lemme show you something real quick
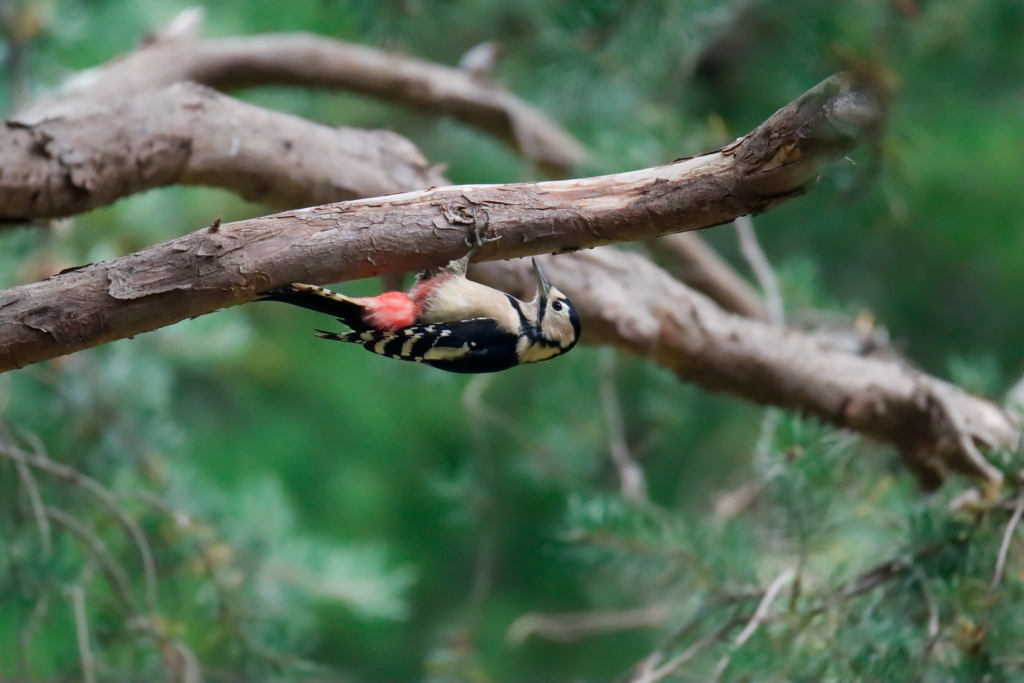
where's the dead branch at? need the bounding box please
[713,567,796,679]
[472,250,1018,488]
[4,430,53,557]
[598,348,649,502]
[70,583,98,683]
[734,215,784,325]
[647,232,767,320]
[1,82,446,221]
[0,72,882,373]
[507,605,670,645]
[17,8,585,174]
[991,496,1024,592]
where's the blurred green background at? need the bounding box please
[1,0,1023,681]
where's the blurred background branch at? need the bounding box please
[16,7,586,176]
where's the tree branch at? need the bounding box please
[1,70,1013,487]
[14,8,766,322]
[1,82,446,221]
[16,8,585,174]
[646,232,766,320]
[472,250,1017,488]
[0,72,882,371]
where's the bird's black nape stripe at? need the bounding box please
[508,294,530,330]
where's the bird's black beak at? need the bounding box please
[532,258,552,302]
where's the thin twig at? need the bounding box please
[622,610,707,683]
[713,567,796,679]
[631,617,747,683]
[911,566,940,657]
[734,215,785,325]
[71,583,98,683]
[990,496,1024,592]
[44,506,135,612]
[827,540,951,609]
[598,348,648,503]
[1006,373,1024,426]
[1,433,159,608]
[17,592,49,680]
[735,567,797,647]
[628,541,954,683]
[11,447,52,557]
[620,596,761,683]
[129,490,280,670]
[929,386,1005,487]
[508,605,670,645]
[173,639,204,683]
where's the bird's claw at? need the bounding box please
[463,225,501,256]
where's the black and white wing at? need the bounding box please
[316,318,520,374]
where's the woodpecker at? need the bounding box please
[261,252,580,374]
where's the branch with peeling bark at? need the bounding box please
[17,8,585,175]
[473,251,1017,490]
[6,8,763,318]
[1,82,446,220]
[0,73,877,366]
[1,71,1017,488]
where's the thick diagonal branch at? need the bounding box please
[472,251,1017,488]
[0,73,881,373]
[1,82,446,220]
[15,9,585,174]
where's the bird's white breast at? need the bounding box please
[419,277,522,333]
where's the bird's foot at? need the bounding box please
[461,225,501,264]
[464,224,500,250]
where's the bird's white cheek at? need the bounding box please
[541,313,575,346]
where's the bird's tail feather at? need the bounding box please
[259,283,370,331]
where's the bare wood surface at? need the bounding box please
[1,82,446,220]
[0,73,881,373]
[16,9,585,174]
[472,251,1017,489]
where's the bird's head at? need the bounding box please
[530,258,580,352]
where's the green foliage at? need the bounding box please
[561,414,1024,682]
[1,0,1023,680]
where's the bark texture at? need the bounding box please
[0,73,880,373]
[1,83,446,220]
[16,10,585,174]
[4,9,762,314]
[475,252,1017,488]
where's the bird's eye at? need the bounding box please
[551,300,563,312]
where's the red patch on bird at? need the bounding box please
[407,272,453,306]
[362,291,418,331]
